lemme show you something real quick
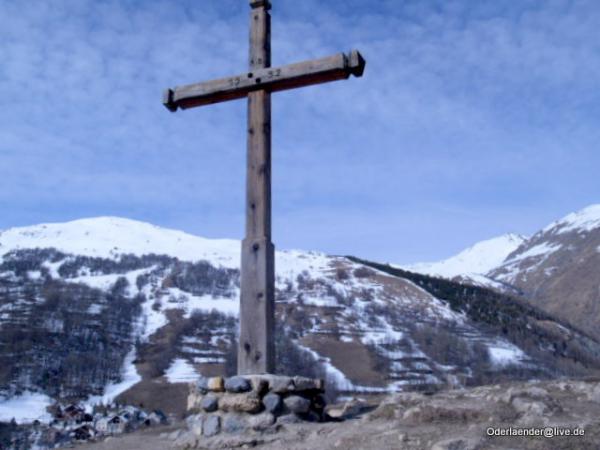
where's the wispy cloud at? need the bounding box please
[0,0,598,262]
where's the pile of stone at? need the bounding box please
[184,374,326,438]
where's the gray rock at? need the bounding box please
[148,410,167,425]
[262,393,282,413]
[222,413,248,434]
[500,386,550,404]
[187,391,203,411]
[512,398,548,416]
[247,412,275,431]
[326,399,368,420]
[196,376,209,394]
[587,384,600,402]
[325,406,345,420]
[224,376,251,393]
[431,437,479,450]
[245,375,269,394]
[173,430,197,449]
[284,395,311,414]
[202,415,221,437]
[293,376,322,391]
[219,392,262,413]
[186,413,204,437]
[201,394,219,412]
[269,376,295,394]
[277,413,302,425]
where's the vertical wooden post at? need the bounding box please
[239,0,275,374]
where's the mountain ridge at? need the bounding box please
[1,213,600,426]
[400,203,600,343]
[487,204,600,340]
[0,216,240,268]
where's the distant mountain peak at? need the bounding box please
[0,216,240,267]
[401,233,527,279]
[541,204,600,236]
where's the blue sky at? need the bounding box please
[1,0,599,263]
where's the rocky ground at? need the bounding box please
[76,377,600,450]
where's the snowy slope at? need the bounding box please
[488,204,600,286]
[485,204,600,339]
[0,217,240,268]
[0,392,53,423]
[402,233,526,279]
[0,217,332,279]
[540,204,600,236]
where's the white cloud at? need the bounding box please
[0,0,598,261]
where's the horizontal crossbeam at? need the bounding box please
[163,50,365,112]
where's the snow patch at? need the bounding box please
[42,260,63,278]
[296,343,388,393]
[488,344,525,366]
[27,270,42,280]
[297,344,354,391]
[0,392,53,424]
[159,288,239,318]
[301,295,340,307]
[165,358,201,383]
[86,348,141,407]
[193,356,226,364]
[493,241,563,283]
[86,304,103,315]
[70,273,121,291]
[505,242,561,263]
[458,273,507,290]
[68,267,151,297]
[138,299,168,341]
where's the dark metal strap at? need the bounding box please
[250,0,271,10]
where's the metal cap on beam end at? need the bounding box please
[250,0,271,10]
[162,88,178,112]
[347,50,366,77]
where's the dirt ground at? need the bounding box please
[79,378,600,450]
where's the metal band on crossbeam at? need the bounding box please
[249,0,271,10]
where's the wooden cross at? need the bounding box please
[163,0,365,375]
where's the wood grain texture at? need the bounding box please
[238,3,275,375]
[239,237,275,374]
[163,51,365,111]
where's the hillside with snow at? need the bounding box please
[0,217,240,268]
[402,204,600,341]
[1,216,599,425]
[487,204,600,340]
[540,204,600,236]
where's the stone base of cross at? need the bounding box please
[163,0,364,375]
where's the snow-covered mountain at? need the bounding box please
[0,217,240,268]
[1,217,598,424]
[404,204,600,342]
[402,233,526,279]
